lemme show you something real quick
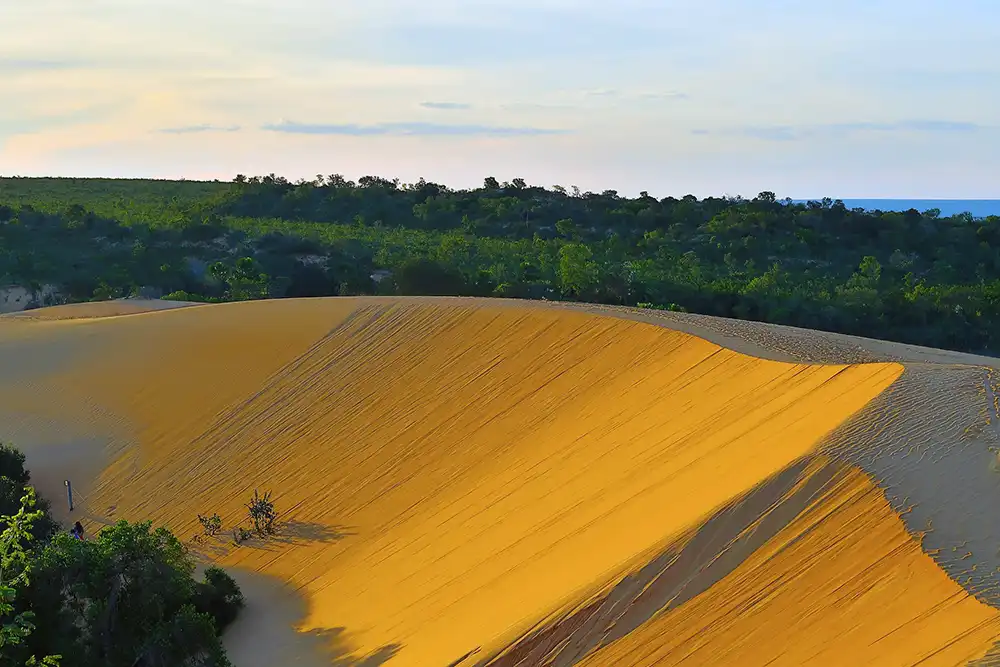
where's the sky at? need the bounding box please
[0,0,998,198]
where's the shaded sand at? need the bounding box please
[0,298,905,666]
[221,569,359,667]
[575,457,1000,667]
[498,455,1000,667]
[0,299,347,526]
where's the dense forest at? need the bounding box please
[1,175,999,353]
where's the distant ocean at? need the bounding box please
[791,199,1000,218]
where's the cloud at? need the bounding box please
[262,6,689,69]
[498,89,687,114]
[419,101,471,110]
[696,119,986,141]
[0,101,124,141]
[500,102,576,112]
[261,119,568,137]
[638,90,689,100]
[156,124,241,134]
[738,125,799,141]
[828,120,979,133]
[0,58,88,72]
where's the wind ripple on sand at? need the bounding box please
[6,297,995,665]
[569,455,1000,667]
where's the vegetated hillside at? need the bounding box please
[2,174,1000,352]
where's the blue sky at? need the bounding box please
[0,0,997,197]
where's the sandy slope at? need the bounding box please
[0,297,997,665]
[0,297,198,321]
[573,456,1000,667]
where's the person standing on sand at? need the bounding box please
[70,521,84,540]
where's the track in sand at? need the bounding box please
[2,296,1000,666]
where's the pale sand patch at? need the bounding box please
[220,568,393,667]
[1,297,200,321]
[0,298,352,530]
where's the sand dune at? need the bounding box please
[572,456,1000,667]
[0,297,198,321]
[1,297,998,665]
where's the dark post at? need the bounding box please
[65,480,74,512]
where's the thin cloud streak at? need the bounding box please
[637,90,689,100]
[695,119,986,141]
[261,119,569,136]
[0,101,125,139]
[830,120,979,132]
[500,102,576,112]
[0,57,88,72]
[419,101,471,110]
[156,124,242,134]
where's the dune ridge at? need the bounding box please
[1,297,997,665]
[0,297,198,321]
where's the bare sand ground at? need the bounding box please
[0,297,199,321]
[570,455,1000,667]
[0,296,997,665]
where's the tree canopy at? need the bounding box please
[0,443,243,667]
[2,175,999,353]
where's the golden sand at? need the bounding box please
[1,297,992,666]
[0,298,196,320]
[577,459,1000,666]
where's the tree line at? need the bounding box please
[1,175,999,353]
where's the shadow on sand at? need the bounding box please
[270,520,356,545]
[222,568,401,667]
[187,520,355,559]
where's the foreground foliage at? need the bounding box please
[2,175,1000,353]
[0,445,58,545]
[0,487,60,666]
[0,445,244,667]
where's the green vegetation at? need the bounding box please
[197,488,281,548]
[0,444,244,666]
[245,490,277,538]
[0,446,58,545]
[197,513,223,537]
[2,175,1000,353]
[1,488,60,667]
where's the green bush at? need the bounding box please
[162,290,208,302]
[0,477,58,544]
[0,444,244,667]
[0,444,58,543]
[0,443,30,485]
[20,520,239,666]
[246,490,277,537]
[0,487,61,667]
[197,513,223,536]
[232,527,253,545]
[193,567,245,633]
[132,604,230,667]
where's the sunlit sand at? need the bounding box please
[2,297,998,666]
